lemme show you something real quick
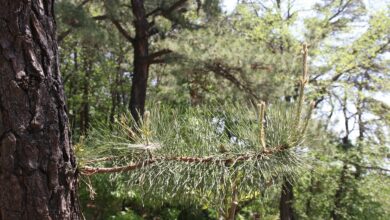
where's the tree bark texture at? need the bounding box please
[129,0,149,122]
[0,1,81,219]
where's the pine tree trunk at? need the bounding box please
[129,0,149,122]
[280,94,296,220]
[279,179,295,220]
[0,1,81,219]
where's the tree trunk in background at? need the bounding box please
[109,73,119,124]
[129,0,149,122]
[280,179,295,220]
[110,55,123,124]
[280,92,296,220]
[331,135,351,220]
[80,58,91,134]
[305,170,315,217]
[0,1,81,219]
[331,163,347,220]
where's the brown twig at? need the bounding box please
[227,182,239,220]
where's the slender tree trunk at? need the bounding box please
[130,0,149,122]
[331,163,347,220]
[331,99,352,220]
[0,1,81,219]
[305,170,315,217]
[110,55,123,124]
[279,179,295,220]
[109,74,118,124]
[80,58,91,134]
[354,83,364,178]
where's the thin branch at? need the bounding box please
[327,0,353,22]
[57,0,92,43]
[91,15,136,43]
[58,28,72,43]
[205,61,260,101]
[148,49,172,61]
[92,14,108,20]
[146,8,162,18]
[80,147,285,175]
[227,183,239,220]
[111,19,135,43]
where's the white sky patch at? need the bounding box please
[221,0,237,13]
[374,92,390,105]
[364,0,390,12]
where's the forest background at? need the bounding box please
[55,0,390,219]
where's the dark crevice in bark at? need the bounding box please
[0,95,4,137]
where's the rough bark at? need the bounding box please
[279,179,295,220]
[129,0,149,122]
[0,0,81,219]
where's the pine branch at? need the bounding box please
[81,148,286,176]
[205,61,260,101]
